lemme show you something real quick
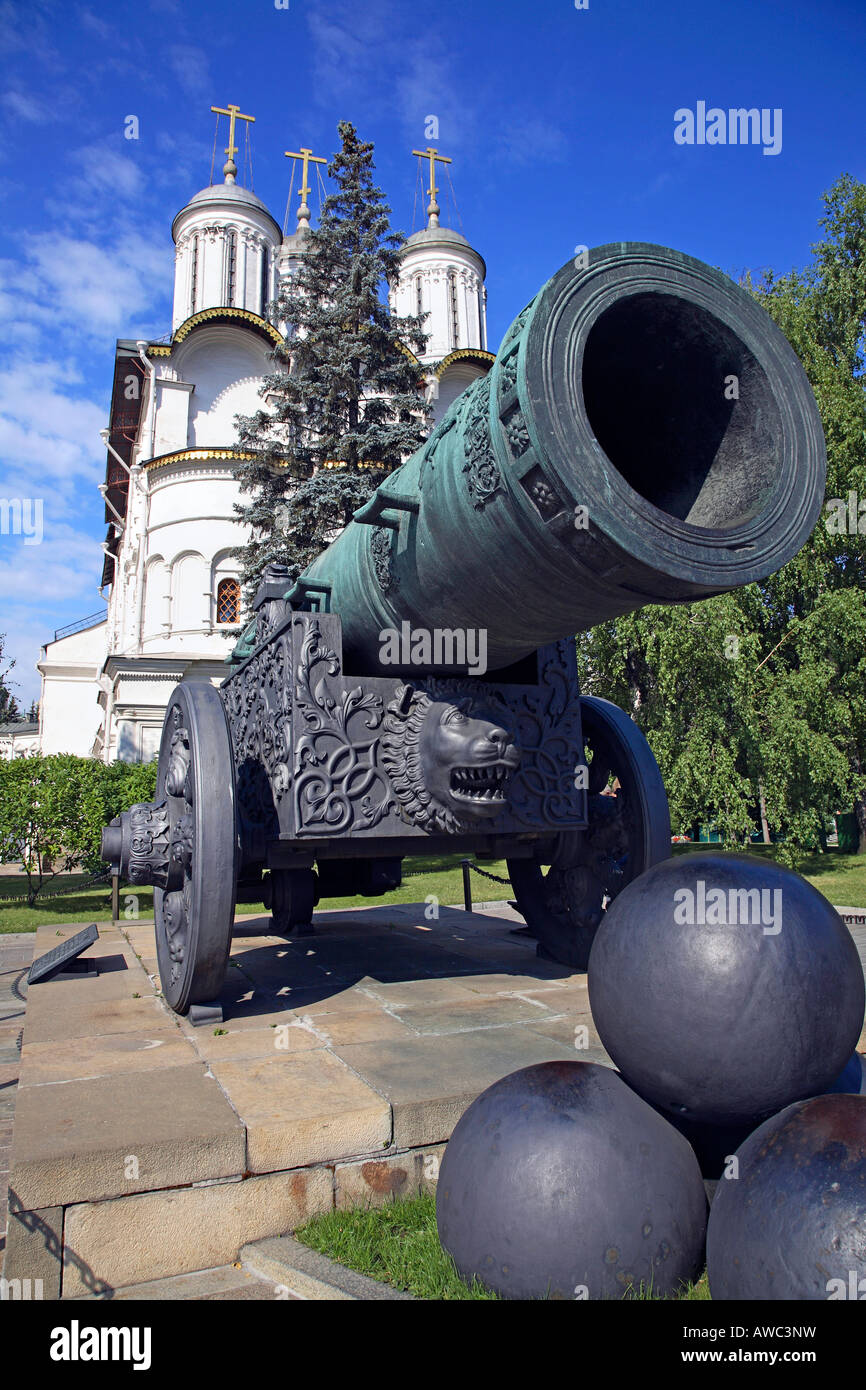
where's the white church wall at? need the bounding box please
[435,361,489,422]
[142,555,169,644]
[169,551,209,642]
[38,620,107,757]
[169,328,270,451]
[151,378,194,457]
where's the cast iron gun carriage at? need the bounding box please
[101,243,826,1016]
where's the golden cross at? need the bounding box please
[411,146,452,207]
[284,146,328,202]
[211,102,255,168]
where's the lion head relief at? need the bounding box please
[382,683,521,833]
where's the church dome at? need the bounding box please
[392,216,488,366]
[403,224,484,270]
[172,182,281,243]
[170,175,282,331]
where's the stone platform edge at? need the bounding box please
[5,1141,446,1299]
[240,1234,416,1301]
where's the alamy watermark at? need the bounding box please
[379,622,487,676]
[824,491,866,535]
[0,497,43,545]
[674,880,782,934]
[1,1277,44,1300]
[826,1271,866,1300]
[674,103,782,156]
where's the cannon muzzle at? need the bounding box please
[298,242,825,675]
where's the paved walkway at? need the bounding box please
[0,933,34,1272]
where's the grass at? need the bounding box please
[295,1192,711,1300]
[0,851,511,933]
[296,1193,499,1299]
[2,845,864,934]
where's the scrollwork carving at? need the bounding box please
[293,620,393,835]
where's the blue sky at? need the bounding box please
[1,0,864,707]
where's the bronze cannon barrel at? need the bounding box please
[298,242,826,675]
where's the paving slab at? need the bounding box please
[18,1027,193,1086]
[334,1027,580,1148]
[69,1263,281,1301]
[334,1142,445,1209]
[11,1063,245,1208]
[20,993,172,1045]
[209,1050,392,1171]
[2,1202,63,1298]
[292,1008,418,1046]
[186,1019,325,1063]
[389,993,552,1035]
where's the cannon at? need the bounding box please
[101,243,826,1016]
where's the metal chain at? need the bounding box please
[403,861,512,886]
[465,861,511,885]
[0,870,112,907]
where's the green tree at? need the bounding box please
[578,174,866,861]
[0,756,159,904]
[0,755,106,904]
[235,120,431,598]
[0,631,20,722]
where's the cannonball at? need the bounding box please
[647,1052,865,1180]
[826,1050,865,1095]
[436,1060,707,1300]
[706,1093,866,1300]
[588,853,864,1126]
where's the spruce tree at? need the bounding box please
[235,121,431,596]
[0,633,19,723]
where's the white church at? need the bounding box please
[36,115,493,763]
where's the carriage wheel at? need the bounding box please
[265,867,318,936]
[507,696,671,970]
[152,682,237,1014]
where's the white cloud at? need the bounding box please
[0,524,107,705]
[495,117,568,167]
[74,142,146,200]
[168,44,211,96]
[78,6,116,42]
[0,231,170,345]
[2,90,54,123]
[0,358,106,500]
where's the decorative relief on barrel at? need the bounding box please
[504,407,531,458]
[520,463,565,521]
[499,348,519,399]
[370,525,395,594]
[501,303,533,350]
[462,375,503,509]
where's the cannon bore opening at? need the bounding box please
[581,292,783,530]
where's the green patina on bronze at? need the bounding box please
[233,242,825,678]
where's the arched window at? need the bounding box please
[260,247,270,316]
[416,275,423,318]
[449,271,460,348]
[216,576,241,625]
[189,234,199,316]
[226,230,237,306]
